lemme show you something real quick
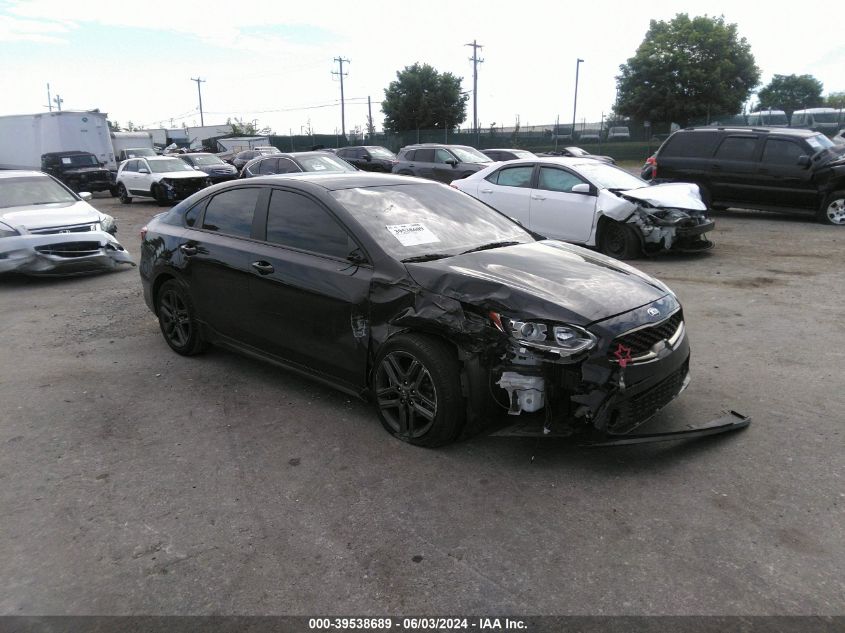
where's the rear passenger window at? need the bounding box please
[762,139,805,165]
[258,158,279,175]
[265,189,353,259]
[715,136,758,161]
[488,166,533,188]
[415,149,435,162]
[660,131,720,158]
[184,202,202,227]
[201,188,260,237]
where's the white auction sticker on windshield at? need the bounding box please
[386,223,441,246]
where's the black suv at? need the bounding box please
[392,144,492,182]
[650,127,845,225]
[41,151,112,194]
[335,146,397,172]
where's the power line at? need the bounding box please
[332,56,350,138]
[190,77,206,126]
[465,40,484,141]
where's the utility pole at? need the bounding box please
[571,58,584,141]
[465,40,484,143]
[367,95,374,137]
[53,94,63,112]
[46,83,53,112]
[332,56,350,138]
[190,77,206,126]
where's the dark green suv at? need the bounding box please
[650,127,845,225]
[41,151,112,194]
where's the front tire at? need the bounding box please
[155,280,206,356]
[117,183,132,204]
[372,334,465,447]
[599,220,641,259]
[819,191,845,225]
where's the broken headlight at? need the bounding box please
[491,312,597,358]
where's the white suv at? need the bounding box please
[115,156,210,205]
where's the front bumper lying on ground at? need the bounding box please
[0,231,135,276]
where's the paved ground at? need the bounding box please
[1,195,843,616]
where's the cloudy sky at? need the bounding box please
[0,0,842,134]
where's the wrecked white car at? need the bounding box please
[451,157,714,259]
[0,171,134,276]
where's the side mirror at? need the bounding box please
[138,168,150,174]
[571,183,591,194]
[446,158,458,167]
[797,155,811,167]
[363,155,372,162]
[79,192,93,201]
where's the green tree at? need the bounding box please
[226,117,273,136]
[825,92,845,109]
[107,120,122,132]
[381,63,468,133]
[757,74,824,115]
[615,14,760,126]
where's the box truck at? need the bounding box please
[0,110,116,171]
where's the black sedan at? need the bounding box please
[139,173,730,447]
[240,151,356,178]
[179,153,239,184]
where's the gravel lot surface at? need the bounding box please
[1,194,843,616]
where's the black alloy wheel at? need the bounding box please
[373,334,464,447]
[117,183,132,204]
[600,220,641,260]
[156,280,205,356]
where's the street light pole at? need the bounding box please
[571,58,584,140]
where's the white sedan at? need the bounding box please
[451,157,714,259]
[0,171,133,276]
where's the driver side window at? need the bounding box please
[537,167,587,193]
[434,149,453,163]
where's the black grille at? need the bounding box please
[169,178,206,197]
[610,360,689,433]
[610,310,683,358]
[35,241,101,258]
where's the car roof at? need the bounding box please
[0,170,51,179]
[683,126,819,137]
[401,144,476,150]
[42,151,93,157]
[235,172,435,191]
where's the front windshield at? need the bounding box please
[148,159,195,173]
[332,183,532,261]
[806,134,834,151]
[61,154,99,167]
[575,162,647,190]
[189,155,225,166]
[297,155,356,172]
[368,147,396,159]
[511,150,535,158]
[0,176,78,208]
[450,147,492,163]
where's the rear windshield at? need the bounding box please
[0,176,77,208]
[297,155,356,172]
[331,183,531,261]
[812,112,839,123]
[660,131,720,158]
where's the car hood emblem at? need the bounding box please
[647,307,661,317]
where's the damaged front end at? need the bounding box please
[0,223,135,276]
[599,182,715,254]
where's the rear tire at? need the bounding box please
[155,280,206,356]
[819,191,845,225]
[599,220,641,259]
[117,183,131,204]
[372,334,465,447]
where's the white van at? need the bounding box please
[790,108,842,133]
[747,109,789,127]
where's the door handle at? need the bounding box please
[251,260,274,275]
[480,188,493,194]
[179,244,198,256]
[531,194,546,201]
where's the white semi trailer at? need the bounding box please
[0,110,116,171]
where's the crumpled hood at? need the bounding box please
[404,240,670,325]
[618,182,706,211]
[0,201,101,230]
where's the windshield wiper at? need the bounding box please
[459,241,521,255]
[401,253,453,263]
